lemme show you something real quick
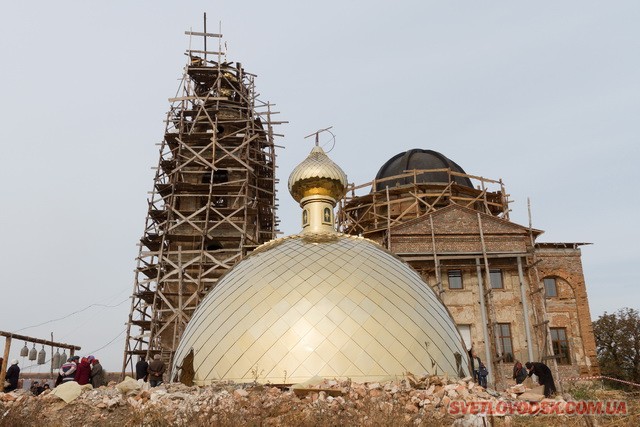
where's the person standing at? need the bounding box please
[4,359,20,392]
[135,356,149,381]
[74,357,92,385]
[525,361,557,397]
[470,350,484,386]
[90,359,106,388]
[59,357,77,383]
[148,354,165,387]
[477,361,488,388]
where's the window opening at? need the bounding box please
[448,270,463,289]
[323,207,332,224]
[496,323,514,362]
[550,327,571,364]
[490,269,503,289]
[544,277,557,297]
[457,324,472,350]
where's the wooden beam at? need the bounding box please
[531,286,545,295]
[184,31,222,38]
[187,49,224,55]
[1,336,11,390]
[168,96,227,103]
[533,320,550,328]
[0,331,81,350]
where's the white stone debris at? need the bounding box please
[0,374,572,426]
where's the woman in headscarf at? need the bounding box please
[513,360,527,384]
[74,357,92,385]
[4,360,20,392]
[90,358,106,388]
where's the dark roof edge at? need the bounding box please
[535,242,592,249]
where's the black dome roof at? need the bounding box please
[375,149,473,188]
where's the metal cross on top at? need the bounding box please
[304,126,335,150]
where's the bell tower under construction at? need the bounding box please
[122,26,283,374]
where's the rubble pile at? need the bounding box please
[0,374,618,427]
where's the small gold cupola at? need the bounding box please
[288,145,348,233]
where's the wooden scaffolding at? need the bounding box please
[338,169,509,237]
[337,169,558,388]
[122,27,283,376]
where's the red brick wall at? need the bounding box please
[383,207,598,382]
[536,247,599,376]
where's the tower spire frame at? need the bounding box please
[122,28,284,377]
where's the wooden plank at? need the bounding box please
[168,96,227,103]
[187,49,224,55]
[184,31,222,38]
[531,286,545,295]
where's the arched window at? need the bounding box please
[323,207,332,224]
[302,209,309,227]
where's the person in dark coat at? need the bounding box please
[30,381,44,396]
[90,359,106,388]
[477,361,488,388]
[470,350,487,388]
[525,361,557,397]
[74,357,92,385]
[513,360,527,384]
[4,359,20,392]
[148,354,166,387]
[135,357,149,381]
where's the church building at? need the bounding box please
[338,149,598,387]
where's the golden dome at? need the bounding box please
[288,146,348,203]
[173,233,470,384]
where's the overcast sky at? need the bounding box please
[1,1,638,373]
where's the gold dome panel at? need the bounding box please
[173,234,469,385]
